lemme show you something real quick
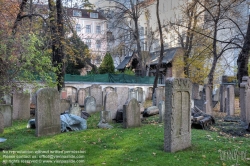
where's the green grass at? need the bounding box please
[0,113,250,166]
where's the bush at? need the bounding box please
[99,53,115,74]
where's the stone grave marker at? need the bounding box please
[220,84,228,112]
[192,83,200,100]
[90,85,102,111]
[35,88,61,137]
[0,105,12,127]
[60,99,70,113]
[240,76,250,123]
[104,91,118,121]
[226,85,235,116]
[213,88,220,102]
[164,78,192,153]
[69,103,82,117]
[154,87,165,106]
[78,88,89,106]
[147,87,153,100]
[84,96,96,114]
[0,112,4,134]
[203,84,212,115]
[136,87,144,103]
[103,86,115,105]
[65,86,77,104]
[158,100,165,123]
[123,98,141,128]
[13,92,30,120]
[115,87,129,111]
[129,88,138,101]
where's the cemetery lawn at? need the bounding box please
[0,113,250,166]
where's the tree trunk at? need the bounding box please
[237,15,250,86]
[152,0,164,95]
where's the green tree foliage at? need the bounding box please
[99,53,115,74]
[65,35,90,75]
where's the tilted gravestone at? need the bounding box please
[13,92,30,120]
[0,112,4,134]
[115,87,129,111]
[35,88,61,137]
[123,98,141,128]
[158,100,165,123]
[226,85,235,116]
[0,105,12,127]
[164,78,192,153]
[90,85,102,111]
[104,91,118,121]
[240,76,250,124]
[84,96,96,114]
[78,88,88,106]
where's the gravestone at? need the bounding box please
[69,103,82,117]
[0,112,4,134]
[65,86,77,104]
[0,105,12,127]
[158,101,165,123]
[60,90,67,100]
[220,84,227,112]
[84,96,96,114]
[104,91,118,121]
[213,88,220,101]
[35,88,61,137]
[164,78,192,153]
[123,98,141,128]
[192,83,200,100]
[115,87,129,111]
[154,87,165,106]
[90,85,102,111]
[147,87,153,100]
[103,87,115,105]
[203,84,212,115]
[60,99,70,113]
[226,85,235,116]
[78,88,90,106]
[136,87,144,103]
[13,92,30,120]
[240,76,250,123]
[129,88,138,101]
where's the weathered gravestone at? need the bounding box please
[128,88,138,101]
[0,105,12,127]
[203,84,212,115]
[104,91,118,121]
[158,100,165,123]
[84,96,96,114]
[35,88,61,137]
[60,99,70,113]
[220,84,228,112]
[192,83,200,100]
[226,85,235,116]
[78,88,89,106]
[90,85,102,111]
[65,86,77,104]
[123,98,141,128]
[164,78,192,153]
[0,112,4,134]
[240,76,250,124]
[213,88,220,102]
[69,103,82,117]
[13,92,30,120]
[115,87,129,111]
[154,87,165,106]
[136,87,144,103]
[103,87,115,105]
[147,87,153,100]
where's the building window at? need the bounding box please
[96,40,101,49]
[86,39,91,47]
[73,10,82,17]
[90,12,98,18]
[86,25,91,33]
[96,26,101,34]
[76,24,81,32]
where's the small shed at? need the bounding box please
[148,47,185,83]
